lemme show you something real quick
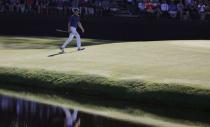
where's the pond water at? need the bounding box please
[0,95,145,127]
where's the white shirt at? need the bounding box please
[161,3,169,11]
[198,4,206,13]
[138,2,145,10]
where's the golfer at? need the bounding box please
[60,8,85,53]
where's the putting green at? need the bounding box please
[0,36,210,89]
[1,36,210,126]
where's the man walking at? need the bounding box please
[60,8,85,53]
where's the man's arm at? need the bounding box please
[78,22,85,33]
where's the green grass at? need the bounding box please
[0,36,210,87]
[1,67,210,127]
[0,36,210,126]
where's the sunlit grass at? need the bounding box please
[0,36,210,126]
[0,36,210,88]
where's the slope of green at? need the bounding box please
[0,36,210,126]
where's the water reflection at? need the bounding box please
[0,95,143,127]
[63,108,80,127]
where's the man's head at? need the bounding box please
[72,8,80,15]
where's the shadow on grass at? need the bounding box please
[0,36,122,50]
[47,50,79,57]
[48,52,64,57]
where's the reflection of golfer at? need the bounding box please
[60,8,85,53]
[63,108,80,127]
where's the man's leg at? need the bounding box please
[75,31,85,51]
[61,33,74,52]
[74,31,81,49]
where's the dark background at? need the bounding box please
[0,14,210,41]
